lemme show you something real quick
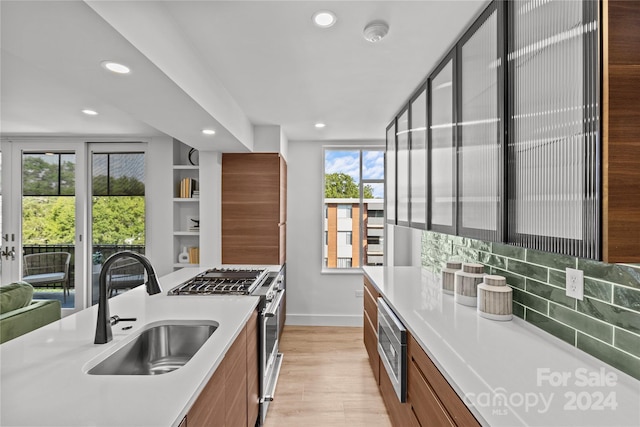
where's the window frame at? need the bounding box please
[322,146,385,273]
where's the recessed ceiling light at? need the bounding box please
[82,109,98,116]
[101,61,131,74]
[202,129,216,135]
[313,11,336,28]
[315,123,326,129]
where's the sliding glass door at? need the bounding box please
[1,140,147,313]
[4,141,88,314]
[89,149,145,305]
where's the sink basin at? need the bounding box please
[87,320,218,375]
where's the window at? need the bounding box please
[337,204,352,218]
[323,148,384,270]
[337,258,352,268]
[338,231,352,245]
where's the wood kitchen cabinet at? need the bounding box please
[363,278,479,427]
[246,310,259,427]
[186,310,259,427]
[602,0,640,262]
[363,276,380,384]
[222,153,286,265]
[407,335,480,427]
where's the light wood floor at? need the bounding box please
[263,326,392,427]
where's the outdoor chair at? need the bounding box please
[22,252,71,302]
[107,257,145,297]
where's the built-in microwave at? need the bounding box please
[377,297,407,402]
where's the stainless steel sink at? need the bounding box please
[87,320,218,375]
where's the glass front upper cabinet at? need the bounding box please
[385,121,396,225]
[507,0,600,259]
[396,107,410,227]
[429,53,456,234]
[457,2,503,241]
[410,85,428,229]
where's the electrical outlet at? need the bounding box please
[566,268,584,300]
[355,289,364,298]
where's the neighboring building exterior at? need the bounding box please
[323,198,384,268]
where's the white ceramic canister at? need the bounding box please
[477,275,513,321]
[441,260,462,295]
[454,263,485,306]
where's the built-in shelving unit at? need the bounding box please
[172,140,200,269]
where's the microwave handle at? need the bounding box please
[264,289,285,318]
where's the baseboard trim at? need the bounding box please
[285,314,363,327]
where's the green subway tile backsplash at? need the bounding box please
[549,303,613,343]
[615,328,640,359]
[577,298,640,335]
[492,242,526,260]
[584,278,613,302]
[577,333,640,380]
[513,302,525,319]
[526,249,576,270]
[577,258,640,289]
[613,286,640,313]
[508,259,548,282]
[525,309,575,345]
[480,252,507,270]
[548,269,566,288]
[491,268,525,290]
[512,288,548,314]
[526,279,575,309]
[421,230,640,381]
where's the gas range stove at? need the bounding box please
[167,267,270,296]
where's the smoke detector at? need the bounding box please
[363,21,389,43]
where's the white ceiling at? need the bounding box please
[0,0,489,150]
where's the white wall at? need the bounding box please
[253,124,288,161]
[145,136,174,277]
[199,151,222,266]
[286,139,383,326]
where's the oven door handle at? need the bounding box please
[264,289,285,318]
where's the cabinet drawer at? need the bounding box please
[408,360,455,427]
[363,284,378,328]
[408,335,480,427]
[380,355,415,427]
[363,309,379,384]
[364,276,378,300]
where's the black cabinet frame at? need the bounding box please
[456,0,505,242]
[428,49,458,235]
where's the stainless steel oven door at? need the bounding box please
[260,289,284,424]
[377,297,407,402]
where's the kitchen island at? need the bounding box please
[364,266,640,427]
[0,267,259,427]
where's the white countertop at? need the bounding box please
[0,267,260,427]
[364,266,640,427]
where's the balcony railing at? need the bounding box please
[23,244,145,284]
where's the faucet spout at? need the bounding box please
[94,251,162,344]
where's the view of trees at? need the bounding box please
[21,154,145,246]
[325,173,375,198]
[22,196,145,245]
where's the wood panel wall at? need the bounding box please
[603,0,640,262]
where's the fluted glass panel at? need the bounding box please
[459,10,501,240]
[396,109,410,225]
[430,60,455,230]
[508,0,599,258]
[386,122,396,224]
[410,89,428,228]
